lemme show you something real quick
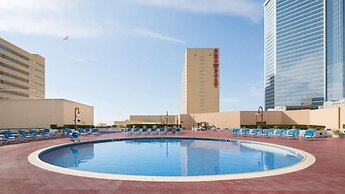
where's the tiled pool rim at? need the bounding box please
[28,137,316,182]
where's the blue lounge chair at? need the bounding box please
[91,128,99,135]
[303,129,316,140]
[250,129,262,137]
[1,134,9,145]
[70,131,80,142]
[45,128,58,138]
[125,128,132,135]
[17,130,33,141]
[3,130,21,143]
[133,128,140,135]
[175,128,181,135]
[45,128,53,135]
[230,128,240,136]
[240,128,250,136]
[286,129,299,139]
[142,128,148,135]
[62,128,68,136]
[61,128,69,136]
[78,128,87,135]
[150,128,158,135]
[29,129,43,140]
[167,128,173,135]
[40,129,52,139]
[274,129,286,138]
[85,128,92,135]
[159,128,166,135]
[65,129,73,136]
[261,128,273,137]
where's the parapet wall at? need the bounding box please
[180,112,241,129]
[0,99,94,129]
[180,107,345,129]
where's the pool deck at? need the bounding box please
[1,130,345,194]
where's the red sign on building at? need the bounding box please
[213,49,219,88]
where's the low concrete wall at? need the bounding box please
[0,99,94,129]
[63,100,94,126]
[180,112,240,129]
[179,107,344,130]
[179,114,194,130]
[240,111,283,126]
[282,110,310,125]
[310,108,340,129]
[130,115,178,124]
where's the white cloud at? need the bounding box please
[0,0,104,38]
[135,0,262,22]
[0,0,188,43]
[133,28,186,44]
[70,56,94,63]
[0,0,71,11]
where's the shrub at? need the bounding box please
[50,124,58,129]
[62,124,95,129]
[333,129,342,135]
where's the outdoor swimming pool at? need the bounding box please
[37,138,305,177]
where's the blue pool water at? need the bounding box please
[39,138,303,176]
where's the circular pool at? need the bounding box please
[28,137,315,182]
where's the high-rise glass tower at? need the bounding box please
[264,0,276,109]
[264,0,345,110]
[327,0,345,100]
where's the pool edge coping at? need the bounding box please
[27,137,316,182]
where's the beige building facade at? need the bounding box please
[114,115,179,126]
[114,107,344,130]
[0,99,94,129]
[179,107,345,130]
[0,38,45,99]
[182,48,220,114]
[130,115,178,124]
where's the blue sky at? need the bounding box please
[0,0,264,125]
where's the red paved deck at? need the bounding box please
[1,130,345,194]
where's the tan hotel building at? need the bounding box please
[0,38,45,99]
[113,47,345,130]
[0,38,94,129]
[182,48,220,114]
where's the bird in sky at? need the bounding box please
[63,36,69,40]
